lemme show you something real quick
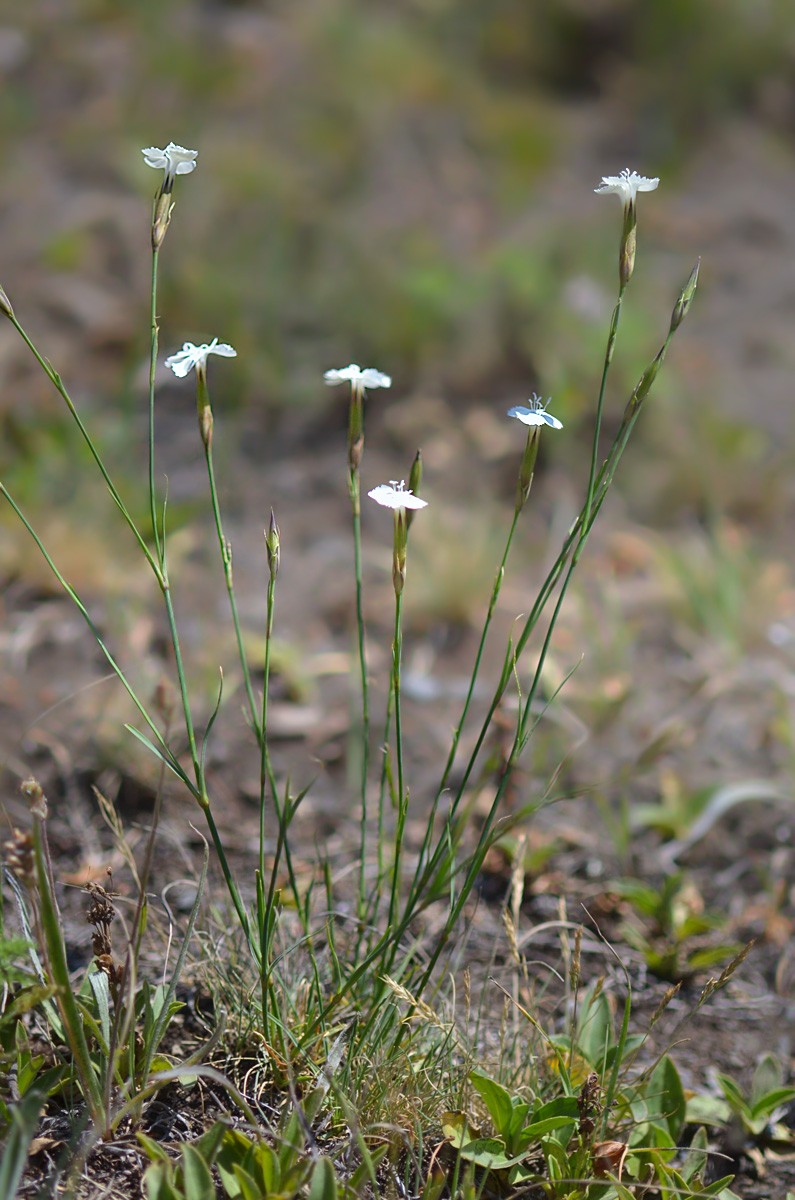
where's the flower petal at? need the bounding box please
[368,483,427,510]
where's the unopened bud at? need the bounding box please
[619,222,637,288]
[670,258,700,332]
[347,391,364,471]
[406,450,422,531]
[624,347,666,420]
[265,509,280,579]
[152,193,174,251]
[392,510,408,595]
[515,427,540,513]
[0,283,13,319]
[199,404,213,449]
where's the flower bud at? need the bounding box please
[670,258,700,332]
[199,404,213,450]
[406,449,422,530]
[515,427,540,513]
[0,283,13,319]
[347,388,364,471]
[265,509,280,580]
[152,193,174,251]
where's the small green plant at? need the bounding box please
[610,872,740,983]
[1,776,208,1145]
[687,1052,795,1147]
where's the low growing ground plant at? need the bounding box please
[0,148,750,1198]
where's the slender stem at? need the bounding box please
[204,444,259,728]
[159,575,202,795]
[349,461,370,917]
[260,573,278,883]
[202,804,254,952]
[386,589,405,936]
[148,248,162,564]
[584,285,625,529]
[374,685,394,909]
[0,485,190,790]
[438,506,520,797]
[10,316,163,585]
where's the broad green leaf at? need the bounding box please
[193,1119,232,1169]
[231,1164,264,1200]
[647,1056,686,1141]
[87,969,112,1050]
[681,1125,709,1183]
[750,1086,795,1120]
[752,1053,781,1105]
[308,1156,339,1200]
[469,1071,514,1135]
[180,1145,214,1200]
[685,1092,730,1126]
[137,1132,171,1165]
[576,986,612,1067]
[0,1088,48,1200]
[143,1162,181,1200]
[716,1073,750,1118]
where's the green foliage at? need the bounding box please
[687,1053,795,1144]
[138,1102,384,1200]
[611,872,740,982]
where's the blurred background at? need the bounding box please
[1,0,795,833]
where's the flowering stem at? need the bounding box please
[202,803,254,952]
[148,247,162,563]
[259,570,277,885]
[373,684,395,914]
[347,420,370,920]
[203,443,259,728]
[584,284,625,529]
[406,325,680,922]
[437,506,521,798]
[386,586,405,936]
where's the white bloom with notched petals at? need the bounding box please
[508,394,563,430]
[594,168,658,206]
[324,364,391,390]
[165,338,236,378]
[368,480,427,510]
[142,142,198,190]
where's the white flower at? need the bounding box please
[594,168,659,206]
[142,142,198,189]
[508,394,563,430]
[165,338,237,378]
[324,364,391,390]
[368,480,427,510]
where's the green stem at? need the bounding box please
[584,285,625,530]
[438,506,520,798]
[349,463,370,918]
[0,485,190,790]
[386,588,405,936]
[204,444,259,728]
[10,316,163,586]
[259,572,277,891]
[159,575,202,795]
[148,248,162,564]
[202,804,254,952]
